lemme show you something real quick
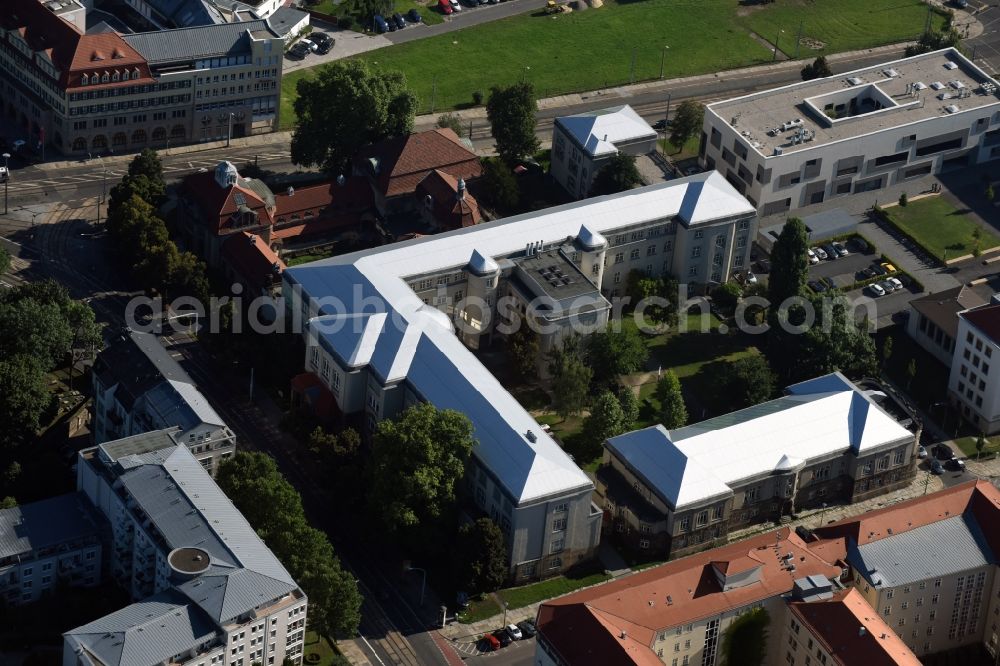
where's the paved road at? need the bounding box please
[967,1,1000,77]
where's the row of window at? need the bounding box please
[69,79,190,101]
[80,69,142,86]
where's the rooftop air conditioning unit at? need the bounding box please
[944,61,958,70]
[913,81,927,90]
[944,104,960,114]
[846,77,864,86]
[930,81,945,90]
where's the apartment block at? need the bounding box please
[536,480,1000,665]
[283,174,754,580]
[701,48,1000,214]
[906,286,986,367]
[0,0,283,158]
[91,330,235,475]
[0,493,104,606]
[550,104,659,199]
[949,302,1000,434]
[66,429,307,666]
[597,372,916,560]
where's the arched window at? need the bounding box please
[92,135,108,150]
[152,127,166,142]
[101,72,109,83]
[71,137,86,151]
[111,71,119,82]
[112,132,127,147]
[80,73,89,85]
[131,129,146,144]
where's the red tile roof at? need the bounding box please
[272,178,373,220]
[537,527,842,665]
[2,0,153,90]
[416,169,482,230]
[960,302,1000,346]
[220,232,284,293]
[355,128,482,198]
[789,589,921,666]
[184,169,274,234]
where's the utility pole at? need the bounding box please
[2,152,9,215]
[629,47,637,84]
[659,45,669,79]
[226,112,234,148]
[795,21,803,59]
[96,155,107,225]
[430,76,437,115]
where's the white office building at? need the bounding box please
[66,429,307,666]
[283,174,755,581]
[701,48,1000,214]
[550,104,659,199]
[949,302,1000,434]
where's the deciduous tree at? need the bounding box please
[587,327,649,387]
[486,82,539,165]
[655,370,687,429]
[436,113,464,136]
[291,60,417,172]
[454,518,507,594]
[548,337,592,418]
[0,354,50,444]
[480,158,520,211]
[368,403,476,533]
[767,217,809,309]
[800,56,832,81]
[616,385,640,432]
[582,390,627,459]
[0,245,9,275]
[718,354,775,410]
[589,153,643,197]
[669,101,704,150]
[507,324,539,379]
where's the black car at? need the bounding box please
[517,619,537,638]
[821,276,835,290]
[652,118,669,131]
[945,458,966,472]
[934,444,956,461]
[493,629,512,647]
[870,263,887,276]
[312,33,334,54]
[407,8,422,21]
[392,12,406,28]
[288,42,310,59]
[808,279,827,293]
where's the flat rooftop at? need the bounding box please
[709,48,1000,157]
[512,250,608,316]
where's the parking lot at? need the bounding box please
[455,634,536,661]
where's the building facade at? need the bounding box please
[949,302,1000,434]
[67,430,307,666]
[550,104,659,199]
[0,1,283,158]
[701,48,1000,214]
[906,286,987,367]
[536,480,1000,666]
[283,174,754,580]
[597,373,917,560]
[0,493,104,607]
[91,330,236,475]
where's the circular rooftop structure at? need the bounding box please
[168,547,211,576]
[416,304,455,332]
[577,224,607,250]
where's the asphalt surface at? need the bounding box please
[967,1,1000,78]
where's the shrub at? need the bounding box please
[338,15,354,29]
[899,192,908,207]
[472,90,484,105]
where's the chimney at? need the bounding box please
[619,631,627,640]
[287,186,294,196]
[603,134,608,142]
[456,178,466,201]
[858,627,867,637]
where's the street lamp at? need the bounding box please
[96,155,107,225]
[773,30,784,61]
[659,45,670,79]
[2,152,9,215]
[226,112,235,148]
[405,565,426,606]
[502,600,509,628]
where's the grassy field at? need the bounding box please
[280,0,932,121]
[498,571,611,610]
[304,631,351,666]
[887,197,1000,261]
[458,595,502,624]
[954,435,1000,459]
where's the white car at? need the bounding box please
[745,271,758,285]
[869,283,886,297]
[0,166,7,183]
[832,242,849,257]
[506,623,522,640]
[888,277,904,291]
[450,0,462,10]
[299,39,318,52]
[918,445,928,459]
[806,248,819,265]
[812,246,828,260]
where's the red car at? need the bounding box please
[481,633,500,651]
[438,0,453,13]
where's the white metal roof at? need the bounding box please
[556,104,658,157]
[606,373,913,509]
[286,175,752,504]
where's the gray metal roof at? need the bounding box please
[266,6,308,36]
[64,590,217,666]
[122,20,280,64]
[0,492,102,560]
[851,514,995,588]
[117,443,296,622]
[99,428,180,463]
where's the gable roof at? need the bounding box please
[64,590,218,666]
[122,21,280,63]
[221,231,284,293]
[606,372,912,510]
[0,492,101,560]
[789,589,921,666]
[909,285,986,338]
[416,169,482,229]
[555,104,657,157]
[183,168,275,234]
[356,128,482,198]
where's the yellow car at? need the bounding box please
[881,262,897,273]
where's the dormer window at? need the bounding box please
[81,73,89,85]
[111,71,119,82]
[101,72,109,83]
[132,68,140,80]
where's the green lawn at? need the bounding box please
[287,252,332,266]
[309,0,445,25]
[953,435,1000,459]
[280,0,931,122]
[886,197,1000,261]
[304,631,351,666]
[498,571,611,610]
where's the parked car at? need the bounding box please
[754,259,771,273]
[299,38,318,51]
[11,139,25,152]
[929,459,944,475]
[821,276,835,290]
[456,591,470,609]
[878,279,897,293]
[450,0,463,11]
[0,166,7,184]
[887,277,904,291]
[918,445,928,459]
[493,629,512,647]
[881,262,897,273]
[517,619,537,638]
[374,14,390,30]
[684,165,700,176]
[744,271,758,285]
[868,282,886,297]
[832,241,849,257]
[392,12,406,28]
[652,118,669,131]
[812,246,828,260]
[847,236,870,252]
[289,41,310,58]
[438,0,453,12]
[506,624,523,640]
[385,17,397,30]
[312,33,334,53]
[407,8,422,21]
[481,633,500,651]
[945,458,966,472]
[821,244,838,259]
[809,279,828,293]
[807,248,819,264]
[870,262,887,276]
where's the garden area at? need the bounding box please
[458,568,611,623]
[881,196,1000,262]
[280,0,935,120]
[304,631,352,666]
